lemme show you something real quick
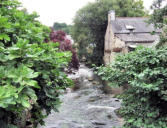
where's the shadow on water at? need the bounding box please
[39,64,123,128]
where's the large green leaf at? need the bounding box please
[0,34,10,41]
[0,85,18,108]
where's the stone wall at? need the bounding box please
[104,24,126,65]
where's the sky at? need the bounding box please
[19,0,156,26]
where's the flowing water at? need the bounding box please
[39,64,123,128]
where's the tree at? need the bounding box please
[53,22,72,34]
[71,0,147,66]
[149,0,167,48]
[150,0,167,27]
[151,0,165,9]
[50,29,79,70]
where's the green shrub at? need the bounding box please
[0,0,72,127]
[96,46,167,128]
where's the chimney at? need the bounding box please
[108,10,115,23]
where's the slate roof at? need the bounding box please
[111,17,161,34]
[111,17,161,43]
[115,33,159,43]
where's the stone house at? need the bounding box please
[104,10,161,65]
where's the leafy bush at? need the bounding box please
[96,46,167,128]
[0,0,72,127]
[50,29,79,70]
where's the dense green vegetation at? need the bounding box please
[95,1,167,127]
[53,22,72,34]
[71,0,146,66]
[2,0,167,127]
[0,0,72,127]
[96,46,167,127]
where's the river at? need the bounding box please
[39,64,123,128]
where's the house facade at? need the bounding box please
[104,10,161,65]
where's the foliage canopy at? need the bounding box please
[53,22,72,34]
[71,0,146,66]
[149,0,167,48]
